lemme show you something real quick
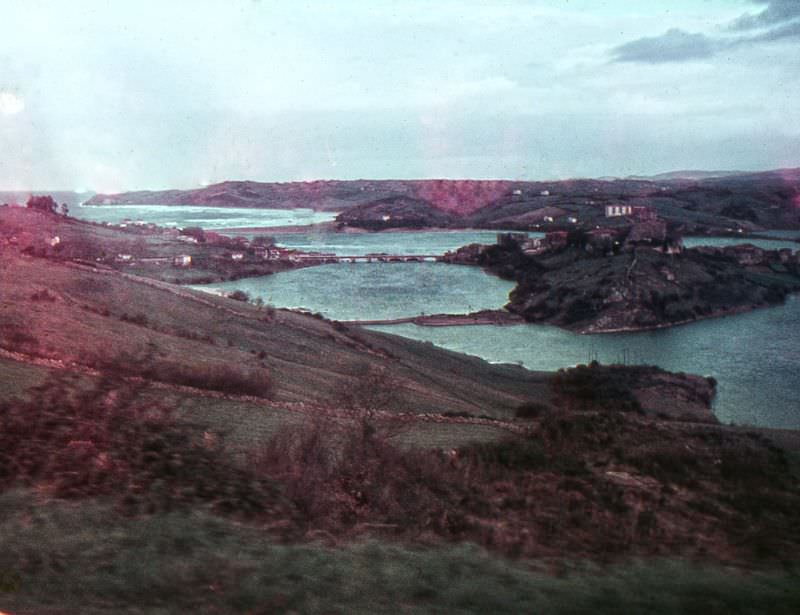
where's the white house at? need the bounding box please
[172,255,192,267]
[605,204,633,217]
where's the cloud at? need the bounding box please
[730,0,800,31]
[612,1,800,64]
[612,28,715,63]
[745,19,800,43]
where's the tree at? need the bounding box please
[26,195,58,214]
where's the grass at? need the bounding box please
[0,248,547,416]
[1,490,799,614]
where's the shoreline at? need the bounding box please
[345,310,525,327]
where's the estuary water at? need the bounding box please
[370,296,800,429]
[200,263,800,429]
[74,203,337,229]
[195,262,516,322]
[77,204,800,428]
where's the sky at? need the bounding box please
[0,0,798,191]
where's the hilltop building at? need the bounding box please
[605,204,633,217]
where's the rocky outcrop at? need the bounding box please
[478,242,800,333]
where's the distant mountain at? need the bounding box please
[85,179,523,214]
[84,168,800,231]
[630,170,749,181]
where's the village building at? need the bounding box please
[605,204,633,217]
[522,237,545,255]
[230,252,244,261]
[172,254,192,267]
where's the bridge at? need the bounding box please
[288,254,441,263]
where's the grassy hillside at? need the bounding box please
[2,491,799,614]
[85,170,800,233]
[0,247,548,416]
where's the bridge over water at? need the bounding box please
[289,254,441,263]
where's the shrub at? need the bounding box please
[30,289,57,302]
[251,418,464,534]
[463,438,548,472]
[228,290,250,302]
[95,352,274,399]
[515,401,550,419]
[26,194,57,214]
[0,324,39,352]
[0,372,283,516]
[552,364,643,413]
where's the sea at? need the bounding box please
[75,203,800,429]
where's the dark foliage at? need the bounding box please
[228,289,250,302]
[0,373,284,516]
[552,363,644,413]
[94,351,273,398]
[26,195,58,214]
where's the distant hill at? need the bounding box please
[84,168,800,232]
[86,179,524,214]
[629,170,749,181]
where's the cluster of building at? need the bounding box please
[496,204,683,257]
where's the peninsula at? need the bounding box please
[86,168,800,235]
[445,229,800,333]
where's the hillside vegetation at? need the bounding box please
[477,241,800,332]
[85,169,800,233]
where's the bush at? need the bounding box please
[463,438,548,472]
[26,194,57,214]
[0,323,39,352]
[30,289,57,302]
[552,364,643,413]
[0,372,283,516]
[251,418,464,534]
[515,401,550,419]
[228,290,250,302]
[95,352,274,398]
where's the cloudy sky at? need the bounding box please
[0,0,798,191]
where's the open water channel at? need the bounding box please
[77,204,800,428]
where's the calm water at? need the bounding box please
[370,295,800,429]
[74,204,337,229]
[195,262,800,428]
[683,236,799,251]
[243,229,541,256]
[196,263,516,321]
[76,204,799,428]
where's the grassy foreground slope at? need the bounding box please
[2,491,799,615]
[0,246,549,420]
